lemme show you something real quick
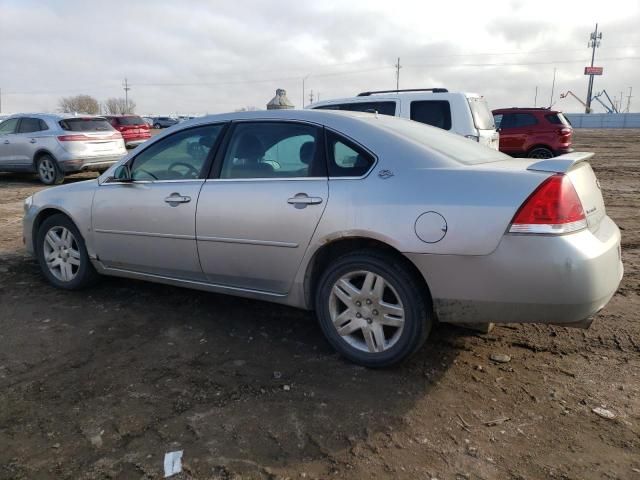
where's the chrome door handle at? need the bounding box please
[164,193,191,205]
[3,140,8,144]
[29,139,37,143]
[287,194,323,206]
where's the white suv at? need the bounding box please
[307,88,499,150]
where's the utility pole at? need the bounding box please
[394,57,402,91]
[308,90,314,104]
[534,86,538,107]
[549,68,557,107]
[302,74,310,107]
[625,87,633,113]
[123,78,131,113]
[585,23,602,114]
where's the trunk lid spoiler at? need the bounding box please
[527,152,594,174]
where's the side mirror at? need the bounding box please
[112,164,132,182]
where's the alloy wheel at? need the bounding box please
[43,226,81,282]
[38,158,56,183]
[328,270,405,353]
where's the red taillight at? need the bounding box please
[559,127,572,136]
[509,174,586,234]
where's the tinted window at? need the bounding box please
[130,124,224,181]
[410,100,452,130]
[326,131,375,177]
[220,122,324,179]
[493,114,503,128]
[18,117,44,133]
[511,113,538,128]
[117,116,145,125]
[545,113,571,126]
[468,97,495,130]
[59,118,113,132]
[39,119,49,131]
[315,101,396,116]
[0,118,19,134]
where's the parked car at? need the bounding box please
[0,114,126,184]
[152,116,178,129]
[141,116,154,128]
[104,115,151,148]
[492,107,573,158]
[308,88,499,150]
[23,110,622,367]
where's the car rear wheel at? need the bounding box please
[36,154,64,185]
[36,214,99,290]
[153,123,161,129]
[315,250,432,367]
[527,147,554,159]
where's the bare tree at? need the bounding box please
[58,94,100,114]
[103,97,137,115]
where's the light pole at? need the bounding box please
[302,74,310,108]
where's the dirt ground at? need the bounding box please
[0,129,638,480]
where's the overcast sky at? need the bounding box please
[1,0,639,115]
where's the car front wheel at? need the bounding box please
[315,250,432,367]
[36,214,99,290]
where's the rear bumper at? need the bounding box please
[59,155,124,173]
[124,138,149,147]
[405,216,623,327]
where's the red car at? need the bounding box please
[492,108,573,159]
[104,115,151,148]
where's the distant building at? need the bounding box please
[267,89,294,110]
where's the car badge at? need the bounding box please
[378,169,394,179]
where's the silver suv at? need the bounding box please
[0,114,127,184]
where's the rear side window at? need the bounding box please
[315,101,396,116]
[59,118,113,132]
[0,118,19,134]
[17,117,45,133]
[117,116,145,125]
[511,113,538,128]
[410,100,452,130]
[39,119,49,130]
[326,131,375,177]
[467,97,495,130]
[545,113,571,126]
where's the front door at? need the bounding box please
[0,118,20,167]
[196,121,328,294]
[92,123,226,280]
[13,117,47,166]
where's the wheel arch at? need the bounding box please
[32,149,57,168]
[31,207,78,252]
[303,236,433,310]
[526,144,554,157]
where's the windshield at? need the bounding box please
[59,118,114,132]
[468,97,495,130]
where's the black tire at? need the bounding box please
[315,249,432,368]
[36,214,99,290]
[36,154,64,185]
[527,147,554,159]
[153,123,161,129]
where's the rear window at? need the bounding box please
[410,100,452,130]
[314,101,396,116]
[115,116,145,126]
[59,118,113,132]
[467,97,495,130]
[545,113,571,126]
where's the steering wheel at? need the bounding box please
[168,162,200,179]
[135,168,158,180]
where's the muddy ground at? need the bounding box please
[0,129,638,480]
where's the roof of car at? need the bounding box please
[2,113,107,121]
[492,107,561,114]
[307,90,481,109]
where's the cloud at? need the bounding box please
[0,0,638,114]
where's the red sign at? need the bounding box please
[584,66,603,75]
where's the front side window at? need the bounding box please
[130,124,224,181]
[410,100,452,130]
[220,122,324,179]
[0,118,19,134]
[18,117,44,134]
[326,131,375,177]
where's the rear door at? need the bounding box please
[13,117,49,165]
[500,113,538,154]
[409,100,452,130]
[196,121,328,293]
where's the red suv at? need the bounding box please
[492,108,573,159]
[105,115,151,148]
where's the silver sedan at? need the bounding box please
[22,110,623,367]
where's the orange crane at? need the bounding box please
[560,91,592,113]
